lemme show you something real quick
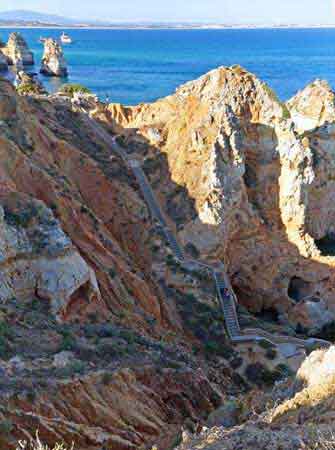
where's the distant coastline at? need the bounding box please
[1,22,335,30]
[1,10,335,30]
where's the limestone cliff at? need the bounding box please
[88,65,335,334]
[287,79,335,132]
[177,345,335,450]
[2,32,34,67]
[0,194,100,319]
[40,39,68,77]
[0,74,241,449]
[2,66,335,449]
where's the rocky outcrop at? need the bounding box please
[92,65,335,334]
[287,79,335,132]
[0,78,101,321]
[16,71,46,95]
[178,346,335,450]
[2,32,34,66]
[0,365,221,449]
[0,174,101,320]
[40,38,68,77]
[0,76,183,331]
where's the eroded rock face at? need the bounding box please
[2,32,34,66]
[0,76,180,331]
[0,366,221,450]
[287,79,335,132]
[177,346,335,450]
[40,39,68,77]
[95,65,335,334]
[0,190,101,319]
[0,73,241,449]
[3,66,335,449]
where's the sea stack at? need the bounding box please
[3,32,34,66]
[40,38,68,77]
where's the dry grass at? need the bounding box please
[270,374,335,423]
[16,432,74,450]
[314,430,335,450]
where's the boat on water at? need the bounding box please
[60,32,73,44]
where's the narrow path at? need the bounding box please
[79,110,330,351]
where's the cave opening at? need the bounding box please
[288,276,314,303]
[315,233,335,256]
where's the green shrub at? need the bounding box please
[0,321,12,358]
[204,340,234,359]
[101,372,113,385]
[265,348,277,360]
[281,105,291,119]
[258,339,276,350]
[17,82,44,96]
[0,419,13,434]
[245,362,276,386]
[59,83,92,98]
[59,330,76,351]
[274,363,293,378]
[230,356,244,369]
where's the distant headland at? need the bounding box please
[1,9,335,30]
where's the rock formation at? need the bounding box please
[2,32,34,66]
[0,70,256,449]
[0,194,101,319]
[15,71,46,95]
[2,66,335,448]
[40,38,68,77]
[177,345,335,450]
[92,65,335,335]
[287,79,335,132]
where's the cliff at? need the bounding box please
[0,75,241,449]
[1,66,335,448]
[177,345,335,450]
[93,65,335,335]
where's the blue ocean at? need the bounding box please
[1,28,335,105]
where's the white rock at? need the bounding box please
[53,351,75,368]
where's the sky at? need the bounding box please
[0,0,334,24]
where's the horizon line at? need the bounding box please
[1,9,335,27]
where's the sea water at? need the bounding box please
[1,27,335,105]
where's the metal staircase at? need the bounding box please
[131,163,185,261]
[79,113,247,340]
[214,272,241,338]
[130,161,239,339]
[80,112,329,351]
